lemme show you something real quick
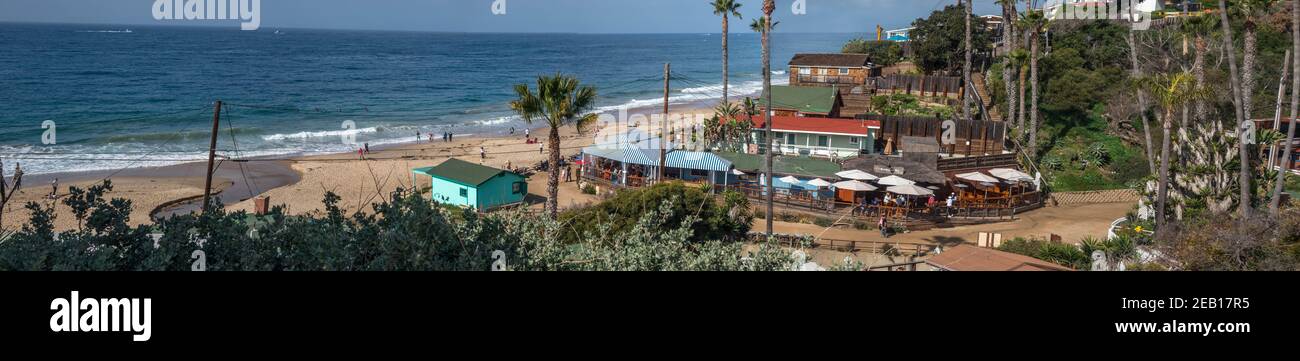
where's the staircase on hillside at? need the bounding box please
[970,73,1003,123]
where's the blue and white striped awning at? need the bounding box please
[583,146,661,167]
[584,147,732,172]
[665,151,733,172]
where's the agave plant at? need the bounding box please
[1087,143,1112,167]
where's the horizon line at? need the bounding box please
[0,20,877,36]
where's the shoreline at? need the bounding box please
[3,104,719,231]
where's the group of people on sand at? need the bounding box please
[416,131,456,144]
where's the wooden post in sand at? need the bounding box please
[661,63,669,183]
[202,100,223,214]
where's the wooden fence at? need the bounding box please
[861,114,1007,155]
[874,74,964,99]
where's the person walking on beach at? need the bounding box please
[878,216,888,239]
[480,146,486,161]
[525,128,530,139]
[364,143,370,154]
[416,132,421,142]
[358,148,365,160]
[49,178,59,199]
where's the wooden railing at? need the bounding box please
[715,183,1041,222]
[797,75,861,86]
[751,233,937,255]
[936,153,1019,171]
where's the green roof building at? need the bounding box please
[759,85,842,117]
[412,159,528,211]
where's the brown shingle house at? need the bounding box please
[788,53,882,88]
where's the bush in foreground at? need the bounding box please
[0,180,795,271]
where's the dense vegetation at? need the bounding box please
[910,4,992,74]
[0,180,804,271]
[842,38,904,67]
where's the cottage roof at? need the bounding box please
[414,158,517,187]
[789,53,873,67]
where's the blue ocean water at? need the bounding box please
[0,23,862,175]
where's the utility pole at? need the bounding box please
[202,100,223,214]
[661,63,669,183]
[763,1,775,239]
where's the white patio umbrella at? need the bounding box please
[779,175,802,184]
[835,169,879,181]
[989,168,1033,182]
[833,180,877,192]
[956,172,1000,183]
[887,184,934,196]
[731,169,747,176]
[807,178,833,187]
[876,175,915,186]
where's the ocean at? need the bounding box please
[0,23,862,175]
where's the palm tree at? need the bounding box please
[1180,15,1217,123]
[1271,0,1300,213]
[1143,72,1209,227]
[1126,30,1156,173]
[962,0,973,122]
[1238,1,1279,125]
[749,17,779,33]
[1216,0,1252,217]
[1018,10,1047,159]
[712,101,743,149]
[509,74,598,219]
[1007,49,1029,139]
[711,0,743,106]
[997,0,1019,129]
[762,0,775,239]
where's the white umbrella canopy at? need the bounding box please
[833,180,878,192]
[807,178,833,187]
[835,169,879,181]
[989,168,1033,182]
[876,175,915,186]
[731,169,747,176]
[887,184,935,196]
[957,172,1000,183]
[778,175,802,184]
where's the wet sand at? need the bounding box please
[2,107,712,232]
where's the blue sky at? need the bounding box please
[0,0,1002,33]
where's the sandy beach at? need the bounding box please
[2,108,713,232]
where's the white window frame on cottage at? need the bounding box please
[838,68,850,75]
[799,67,812,75]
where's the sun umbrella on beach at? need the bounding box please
[876,175,915,186]
[956,172,1000,184]
[807,178,832,187]
[887,184,934,196]
[833,180,877,192]
[989,168,1033,182]
[835,169,878,181]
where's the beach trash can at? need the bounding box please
[254,196,270,215]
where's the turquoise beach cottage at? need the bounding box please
[412,159,528,211]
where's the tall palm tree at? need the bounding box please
[712,0,743,106]
[1144,72,1209,227]
[509,74,598,219]
[962,0,973,122]
[749,17,779,33]
[997,0,1019,128]
[1126,30,1157,173]
[1238,1,1279,125]
[1271,0,1300,213]
[1180,15,1217,124]
[1217,0,1253,218]
[1019,10,1047,159]
[762,0,775,239]
[1008,49,1029,137]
